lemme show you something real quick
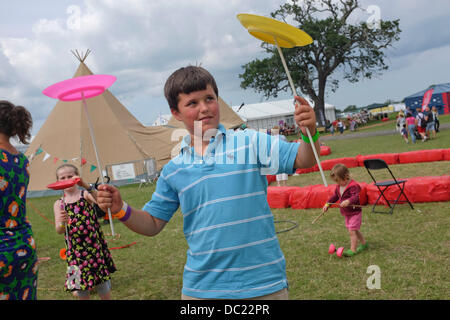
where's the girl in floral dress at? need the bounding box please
[53,164,116,300]
[0,100,37,300]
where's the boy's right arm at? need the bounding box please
[97,184,167,237]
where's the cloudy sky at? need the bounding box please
[1,0,449,136]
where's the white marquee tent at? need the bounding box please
[232,98,336,130]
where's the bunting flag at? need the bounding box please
[28,146,99,173]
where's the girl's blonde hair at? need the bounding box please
[55,164,79,180]
[330,163,350,181]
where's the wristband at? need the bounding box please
[115,201,132,222]
[324,203,330,208]
[301,129,320,143]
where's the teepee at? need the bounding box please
[26,51,244,193]
[26,51,173,192]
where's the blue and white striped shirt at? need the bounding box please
[143,124,300,299]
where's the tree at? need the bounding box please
[344,104,358,112]
[239,0,401,126]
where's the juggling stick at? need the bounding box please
[312,210,327,224]
[312,202,365,224]
[43,74,117,236]
[237,13,327,187]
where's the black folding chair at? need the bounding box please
[363,159,414,214]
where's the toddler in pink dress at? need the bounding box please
[323,163,368,257]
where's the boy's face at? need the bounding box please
[171,84,220,138]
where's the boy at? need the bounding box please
[97,66,320,299]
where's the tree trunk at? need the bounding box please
[314,77,327,127]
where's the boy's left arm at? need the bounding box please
[292,96,321,169]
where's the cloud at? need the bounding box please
[1,0,449,133]
[0,0,284,133]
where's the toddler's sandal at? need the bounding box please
[343,249,357,257]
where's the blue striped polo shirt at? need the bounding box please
[143,124,300,299]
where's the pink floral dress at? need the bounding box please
[62,192,116,292]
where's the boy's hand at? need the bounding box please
[97,184,123,214]
[294,96,317,135]
[340,200,350,208]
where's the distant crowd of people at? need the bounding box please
[327,112,369,135]
[398,106,440,143]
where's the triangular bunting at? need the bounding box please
[90,165,97,173]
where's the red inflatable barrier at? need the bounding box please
[266,175,276,185]
[356,153,399,166]
[267,186,299,208]
[304,184,336,208]
[404,176,450,203]
[442,148,450,161]
[320,146,331,156]
[289,186,312,209]
[358,182,369,205]
[366,175,450,205]
[295,165,319,174]
[398,150,443,164]
[320,157,359,171]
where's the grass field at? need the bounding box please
[28,115,450,300]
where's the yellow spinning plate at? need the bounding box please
[236,13,313,48]
[237,13,328,187]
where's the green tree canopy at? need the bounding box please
[239,0,401,126]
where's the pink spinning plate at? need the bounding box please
[42,74,116,101]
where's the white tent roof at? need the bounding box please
[231,98,335,121]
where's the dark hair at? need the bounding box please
[0,100,33,144]
[164,66,218,111]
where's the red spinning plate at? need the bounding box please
[47,178,81,190]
